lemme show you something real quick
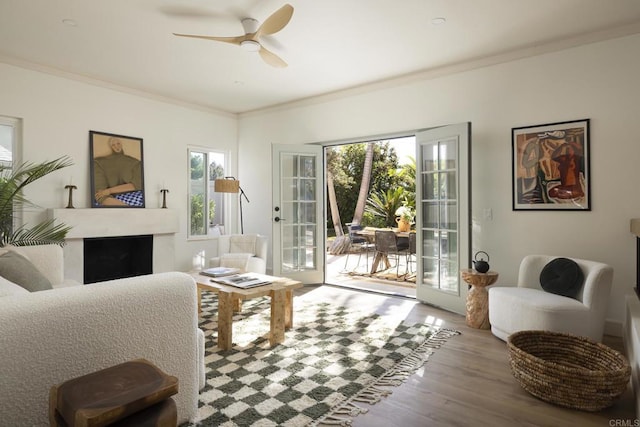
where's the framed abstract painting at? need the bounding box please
[512,119,590,211]
[89,130,145,208]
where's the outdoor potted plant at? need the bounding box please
[394,205,415,232]
[0,156,73,246]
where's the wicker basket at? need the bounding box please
[507,330,631,411]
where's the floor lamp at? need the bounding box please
[214,176,250,234]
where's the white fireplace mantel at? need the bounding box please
[48,208,179,283]
[49,208,178,238]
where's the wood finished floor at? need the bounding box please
[295,284,636,427]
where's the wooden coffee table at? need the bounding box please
[192,272,303,350]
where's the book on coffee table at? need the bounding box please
[210,273,271,289]
[200,267,240,278]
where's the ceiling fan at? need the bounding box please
[173,4,294,68]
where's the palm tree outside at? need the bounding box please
[325,137,416,296]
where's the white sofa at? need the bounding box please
[0,245,205,426]
[209,234,268,274]
[488,254,613,343]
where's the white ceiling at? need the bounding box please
[1,0,640,114]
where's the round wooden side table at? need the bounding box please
[461,269,499,329]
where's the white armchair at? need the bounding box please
[488,255,613,342]
[209,234,268,274]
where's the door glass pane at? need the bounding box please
[422,258,439,286]
[440,202,457,230]
[301,202,316,223]
[442,171,457,199]
[442,231,457,262]
[282,202,296,223]
[280,153,317,272]
[421,144,437,172]
[422,230,439,257]
[301,155,315,177]
[282,224,294,248]
[440,138,457,170]
[422,202,438,228]
[441,260,459,293]
[423,173,437,200]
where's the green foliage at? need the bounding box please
[190,194,205,235]
[326,141,403,228]
[210,161,224,181]
[192,195,218,231]
[365,187,407,227]
[190,154,204,180]
[361,211,386,228]
[0,156,73,246]
[390,156,416,198]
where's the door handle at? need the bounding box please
[274,217,286,222]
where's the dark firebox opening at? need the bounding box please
[84,235,153,284]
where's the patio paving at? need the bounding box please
[324,251,416,299]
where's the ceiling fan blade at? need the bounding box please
[256,4,293,37]
[259,46,287,68]
[173,33,244,46]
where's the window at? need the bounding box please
[0,116,17,171]
[188,148,226,238]
[0,116,19,230]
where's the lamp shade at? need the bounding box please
[214,179,240,193]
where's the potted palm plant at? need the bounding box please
[0,156,73,246]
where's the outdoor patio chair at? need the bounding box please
[344,223,375,272]
[374,230,410,278]
[406,232,417,274]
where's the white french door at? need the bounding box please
[271,144,324,283]
[415,123,471,314]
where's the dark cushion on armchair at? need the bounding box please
[539,257,583,299]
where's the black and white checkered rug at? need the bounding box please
[187,291,459,426]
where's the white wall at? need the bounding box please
[2,33,639,333]
[238,33,640,333]
[0,62,238,272]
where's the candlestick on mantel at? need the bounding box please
[65,185,77,209]
[160,188,169,209]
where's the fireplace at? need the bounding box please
[49,208,178,284]
[84,235,153,284]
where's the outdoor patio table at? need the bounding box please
[354,227,413,274]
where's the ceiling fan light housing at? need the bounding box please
[241,40,261,52]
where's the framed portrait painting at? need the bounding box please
[90,130,145,208]
[512,119,590,211]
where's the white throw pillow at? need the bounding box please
[229,235,257,255]
[0,275,29,297]
[220,253,252,271]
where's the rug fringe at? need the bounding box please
[310,328,460,426]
